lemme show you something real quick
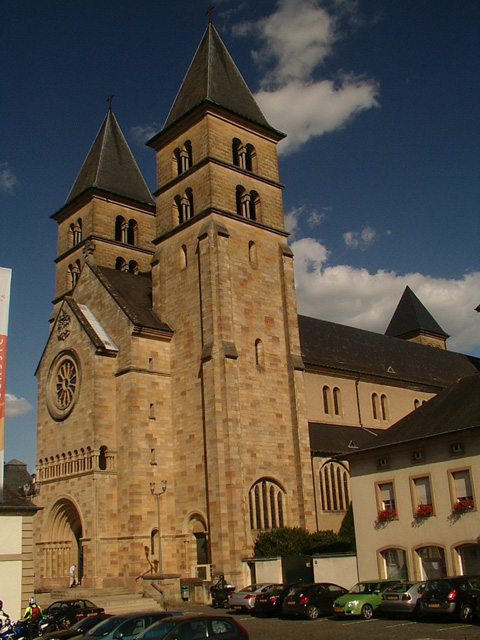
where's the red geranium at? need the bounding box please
[377,508,397,522]
[452,497,474,515]
[415,503,434,518]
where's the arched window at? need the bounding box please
[127,219,137,245]
[372,393,380,420]
[380,549,408,580]
[236,187,259,220]
[181,245,187,269]
[69,219,83,246]
[173,141,193,175]
[115,216,127,242]
[248,241,257,266]
[245,143,256,172]
[381,394,389,420]
[68,261,81,288]
[255,339,264,369]
[333,387,342,416]
[249,479,286,530]
[115,257,127,271]
[175,189,194,225]
[99,446,107,471]
[414,398,420,410]
[416,546,447,579]
[323,386,332,414]
[232,138,243,168]
[249,190,259,221]
[128,260,139,274]
[232,138,256,172]
[319,461,350,512]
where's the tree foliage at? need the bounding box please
[254,524,355,558]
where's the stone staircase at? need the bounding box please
[35,588,163,616]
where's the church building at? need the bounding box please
[33,23,479,592]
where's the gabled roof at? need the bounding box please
[298,314,479,389]
[385,286,449,339]
[93,266,172,333]
[309,423,383,455]
[346,372,480,454]
[162,23,276,133]
[66,109,154,206]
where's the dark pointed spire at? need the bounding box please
[163,23,277,133]
[66,109,154,206]
[385,286,449,342]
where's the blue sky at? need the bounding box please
[2,0,479,471]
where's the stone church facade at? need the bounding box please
[33,24,479,591]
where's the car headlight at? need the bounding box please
[347,600,360,607]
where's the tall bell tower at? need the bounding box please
[148,23,315,580]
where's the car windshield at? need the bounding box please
[85,618,124,636]
[265,586,285,596]
[349,582,384,594]
[71,617,104,632]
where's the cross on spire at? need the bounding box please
[107,94,115,110]
[206,4,214,23]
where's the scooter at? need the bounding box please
[211,584,236,608]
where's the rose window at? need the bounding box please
[55,359,77,409]
[47,352,80,420]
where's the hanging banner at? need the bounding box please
[0,268,12,504]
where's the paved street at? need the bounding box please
[224,612,480,640]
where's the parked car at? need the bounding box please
[35,614,112,640]
[135,615,248,640]
[380,582,425,617]
[333,579,401,619]
[41,601,105,628]
[254,583,301,616]
[282,582,347,619]
[81,613,181,640]
[419,575,480,622]
[230,584,276,612]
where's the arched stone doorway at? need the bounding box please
[184,513,210,579]
[42,497,83,587]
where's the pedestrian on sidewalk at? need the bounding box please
[69,564,77,588]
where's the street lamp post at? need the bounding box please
[150,480,167,575]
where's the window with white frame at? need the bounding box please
[378,482,396,510]
[451,469,473,501]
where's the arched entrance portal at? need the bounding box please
[43,498,83,586]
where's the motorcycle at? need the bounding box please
[0,617,34,640]
[211,584,236,609]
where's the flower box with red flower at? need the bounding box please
[377,508,397,522]
[415,503,434,519]
[452,497,474,515]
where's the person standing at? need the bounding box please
[69,564,76,588]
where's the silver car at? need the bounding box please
[230,584,277,612]
[380,581,425,617]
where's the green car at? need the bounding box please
[333,579,401,619]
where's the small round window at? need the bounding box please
[47,352,80,420]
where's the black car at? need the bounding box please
[282,582,348,619]
[135,614,249,640]
[254,583,300,616]
[35,614,112,640]
[420,575,480,622]
[42,601,105,628]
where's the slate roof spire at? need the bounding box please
[163,22,277,133]
[385,286,449,347]
[66,108,154,206]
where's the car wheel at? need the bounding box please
[306,605,319,620]
[361,604,374,620]
[459,603,474,624]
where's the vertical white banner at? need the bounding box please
[0,268,12,503]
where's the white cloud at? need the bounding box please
[343,226,377,249]
[0,163,18,194]
[291,235,480,355]
[129,124,161,145]
[236,0,379,154]
[5,393,34,418]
